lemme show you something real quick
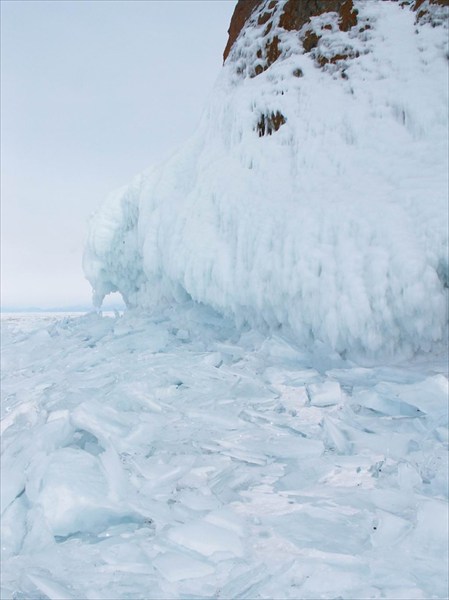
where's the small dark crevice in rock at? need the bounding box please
[257,111,286,136]
[252,35,282,77]
[258,11,272,26]
[264,22,273,36]
[339,0,358,31]
[317,50,360,66]
[266,35,281,64]
[303,31,320,53]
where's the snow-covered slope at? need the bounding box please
[84,0,448,359]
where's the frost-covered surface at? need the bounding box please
[4,1,448,597]
[84,0,448,359]
[1,310,448,599]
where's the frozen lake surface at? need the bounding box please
[1,309,448,599]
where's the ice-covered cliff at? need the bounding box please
[84,0,449,358]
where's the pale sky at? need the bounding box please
[1,0,235,309]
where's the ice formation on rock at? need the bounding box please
[84,0,449,358]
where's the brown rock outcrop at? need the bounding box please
[413,0,449,22]
[278,0,357,32]
[223,0,359,64]
[414,0,449,10]
[223,0,262,62]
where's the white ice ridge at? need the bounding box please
[84,0,449,358]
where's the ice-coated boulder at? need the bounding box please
[84,0,448,358]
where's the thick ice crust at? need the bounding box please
[84,1,448,357]
[2,311,448,599]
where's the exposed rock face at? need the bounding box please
[224,0,448,68]
[413,0,449,23]
[223,0,262,62]
[414,0,449,9]
[223,0,358,63]
[278,0,357,32]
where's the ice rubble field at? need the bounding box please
[1,308,448,599]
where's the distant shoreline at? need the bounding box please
[0,306,125,314]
